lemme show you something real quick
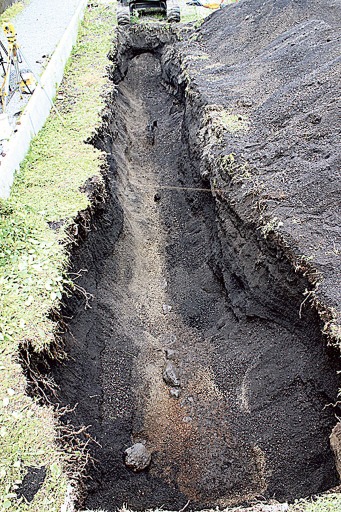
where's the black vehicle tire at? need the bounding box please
[117,4,131,25]
[167,0,180,22]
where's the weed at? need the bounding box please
[220,153,252,183]
[259,216,283,238]
[201,105,250,141]
[290,493,341,512]
[182,52,210,64]
[219,111,249,133]
[0,0,28,24]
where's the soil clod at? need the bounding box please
[15,466,46,503]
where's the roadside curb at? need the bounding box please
[0,0,88,198]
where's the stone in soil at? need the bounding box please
[165,348,177,360]
[124,443,152,472]
[170,387,181,399]
[163,361,180,387]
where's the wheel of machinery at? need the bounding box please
[167,0,180,22]
[117,4,131,25]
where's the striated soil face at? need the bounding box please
[180,0,341,318]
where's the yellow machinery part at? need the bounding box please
[19,72,36,93]
[2,21,17,46]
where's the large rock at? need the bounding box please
[124,443,152,472]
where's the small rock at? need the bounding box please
[217,317,225,329]
[147,119,158,145]
[160,332,177,346]
[200,168,209,180]
[162,304,172,315]
[307,112,321,125]
[124,443,151,472]
[165,348,177,360]
[160,278,167,289]
[163,362,180,387]
[170,388,180,399]
[154,192,161,202]
[238,97,253,108]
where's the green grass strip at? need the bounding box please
[0,1,28,23]
[0,1,116,510]
[290,493,341,512]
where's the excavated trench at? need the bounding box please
[41,29,339,510]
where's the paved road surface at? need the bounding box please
[0,0,83,124]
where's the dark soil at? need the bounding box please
[15,466,46,503]
[181,0,341,320]
[42,8,341,510]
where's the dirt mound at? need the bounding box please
[181,0,341,323]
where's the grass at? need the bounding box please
[178,0,209,24]
[290,493,341,511]
[219,111,249,133]
[180,0,238,24]
[0,1,116,510]
[81,493,341,512]
[0,0,29,23]
[128,0,215,26]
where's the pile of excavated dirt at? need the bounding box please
[179,0,341,324]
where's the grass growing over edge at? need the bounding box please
[0,0,29,23]
[0,1,116,510]
[290,493,341,511]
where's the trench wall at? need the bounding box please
[52,27,337,508]
[27,26,340,511]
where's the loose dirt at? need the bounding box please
[44,18,341,510]
[181,0,341,316]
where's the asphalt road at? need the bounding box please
[0,0,83,123]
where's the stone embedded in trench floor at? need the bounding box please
[170,387,181,399]
[165,348,177,360]
[163,361,181,387]
[124,443,152,472]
